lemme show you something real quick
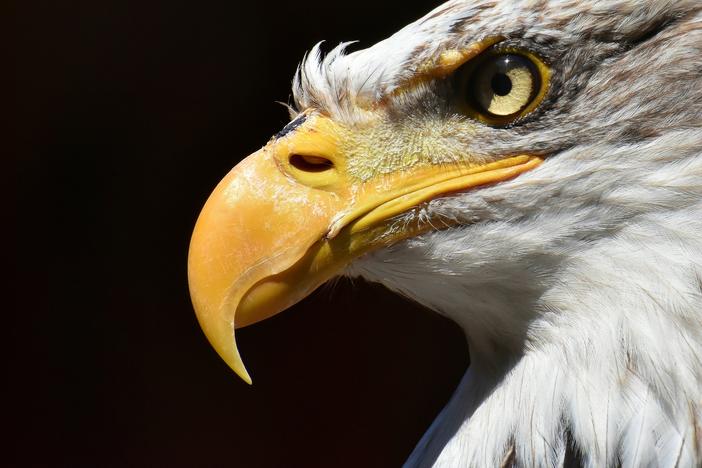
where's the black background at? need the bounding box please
[12,1,469,466]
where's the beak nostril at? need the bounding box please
[289,154,334,173]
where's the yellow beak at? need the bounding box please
[188,112,541,383]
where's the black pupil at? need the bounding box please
[491,73,512,96]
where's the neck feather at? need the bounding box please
[350,209,702,467]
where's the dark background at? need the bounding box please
[12,1,469,466]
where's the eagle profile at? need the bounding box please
[188,1,702,466]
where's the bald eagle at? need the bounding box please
[188,1,702,466]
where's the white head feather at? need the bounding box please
[291,1,702,466]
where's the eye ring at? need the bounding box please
[457,48,550,126]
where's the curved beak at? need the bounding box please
[188,112,542,383]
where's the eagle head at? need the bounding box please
[188,1,702,466]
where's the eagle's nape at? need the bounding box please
[188,1,702,467]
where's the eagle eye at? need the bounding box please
[457,49,550,125]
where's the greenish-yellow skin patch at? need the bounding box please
[338,114,485,182]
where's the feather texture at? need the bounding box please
[290,1,702,466]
